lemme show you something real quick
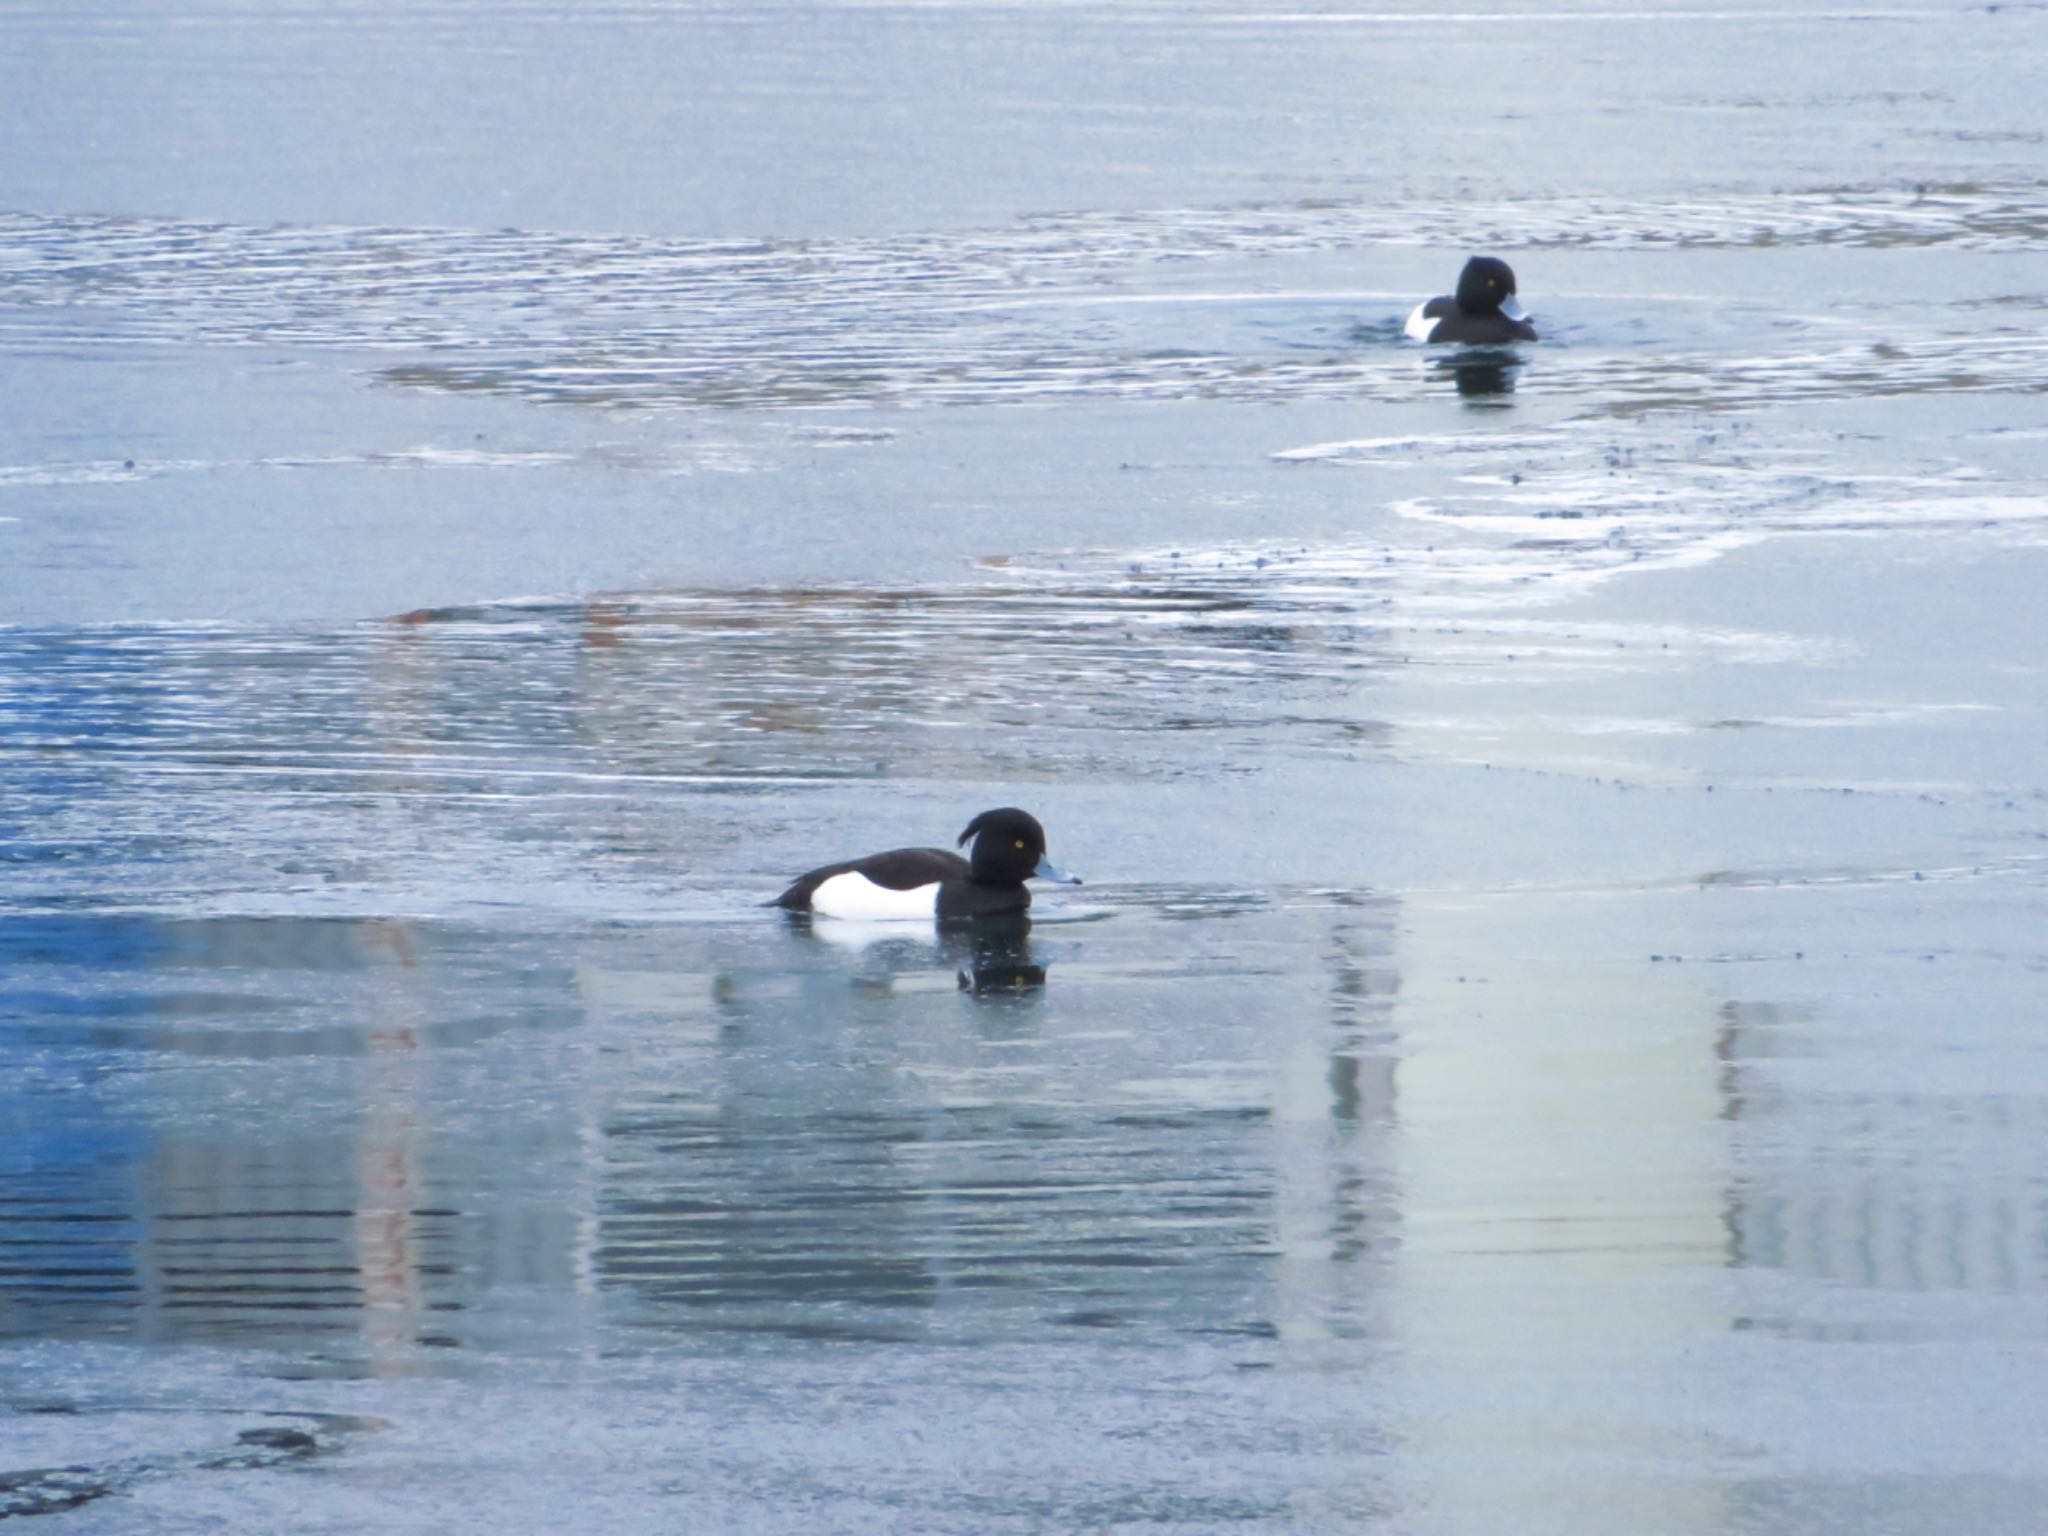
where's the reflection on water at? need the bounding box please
[789,911,1047,994]
[588,892,1406,1348]
[597,1087,1277,1344]
[1716,999,2048,1305]
[4,579,1399,778]
[0,895,1407,1353]
[7,875,2043,1524]
[11,899,2035,1347]
[1436,350,1521,403]
[6,573,2040,1363]
[0,912,579,1351]
[0,578,1408,927]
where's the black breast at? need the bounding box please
[934,878,1033,921]
[1433,309,1538,345]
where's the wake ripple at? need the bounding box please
[3,181,2046,412]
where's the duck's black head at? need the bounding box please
[957,807,1081,888]
[1455,256,1524,317]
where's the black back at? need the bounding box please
[772,846,970,911]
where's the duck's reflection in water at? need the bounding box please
[1431,349,1521,403]
[789,910,1046,998]
[955,913,1044,996]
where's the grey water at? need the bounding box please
[5,2,2048,1532]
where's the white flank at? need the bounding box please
[810,871,942,920]
[1402,302,1439,342]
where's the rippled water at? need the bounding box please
[5,1,2048,1532]
[6,181,2048,416]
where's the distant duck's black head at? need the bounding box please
[1455,256,1525,319]
[958,807,1080,888]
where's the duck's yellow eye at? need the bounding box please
[1014,839,1026,849]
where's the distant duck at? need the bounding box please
[1404,256,1538,345]
[772,807,1081,920]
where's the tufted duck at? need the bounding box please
[773,807,1081,920]
[1405,256,1538,345]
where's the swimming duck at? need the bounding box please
[1405,256,1538,344]
[773,807,1081,920]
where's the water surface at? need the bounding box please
[4,2,2048,1532]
